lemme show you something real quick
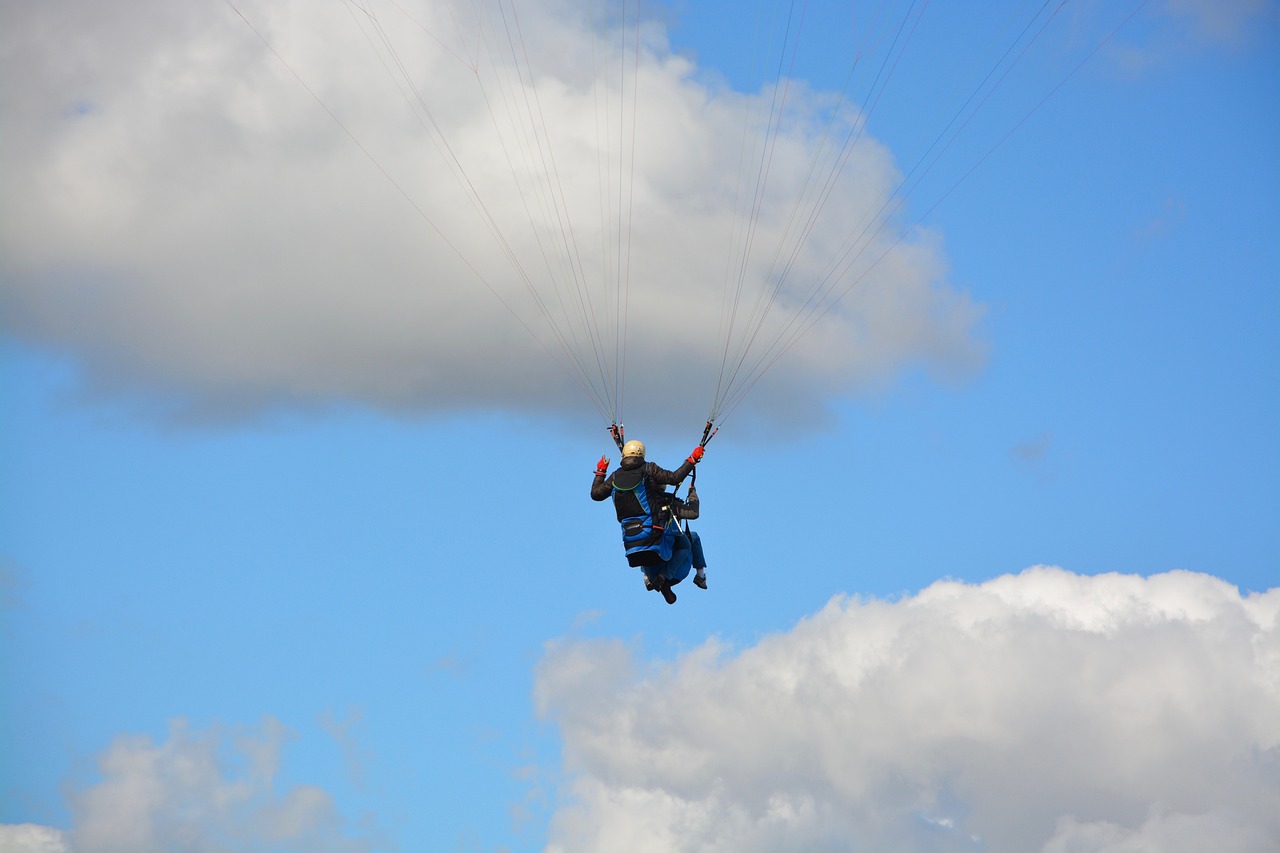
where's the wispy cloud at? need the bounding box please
[1,717,387,853]
[536,567,1280,852]
[319,708,372,792]
[1104,0,1275,74]
[1134,195,1189,243]
[1164,0,1277,45]
[1011,430,1054,481]
[0,556,28,610]
[1011,430,1053,462]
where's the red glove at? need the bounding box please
[594,455,610,476]
[687,446,704,464]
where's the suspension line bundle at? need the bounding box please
[225,0,1152,440]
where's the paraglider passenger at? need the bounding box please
[663,485,708,591]
[592,439,707,603]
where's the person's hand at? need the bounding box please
[687,446,705,464]
[595,455,610,475]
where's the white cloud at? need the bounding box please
[535,568,1280,852]
[1,717,383,853]
[0,824,69,853]
[0,0,983,427]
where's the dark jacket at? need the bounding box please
[592,458,696,566]
[591,459,695,507]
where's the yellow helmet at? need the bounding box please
[621,439,646,460]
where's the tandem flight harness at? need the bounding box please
[609,467,675,567]
[606,420,716,568]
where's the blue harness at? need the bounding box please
[612,474,677,565]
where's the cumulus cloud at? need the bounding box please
[0,717,383,853]
[0,0,983,427]
[535,568,1280,852]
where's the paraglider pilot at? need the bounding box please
[591,439,707,604]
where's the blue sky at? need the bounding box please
[2,1,1278,851]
